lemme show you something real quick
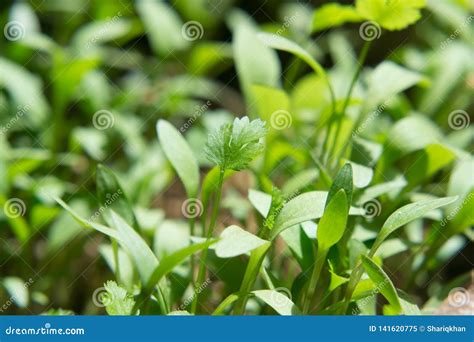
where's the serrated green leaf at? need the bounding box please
[204,117,267,171]
[312,4,363,32]
[356,0,426,31]
[360,255,401,313]
[318,189,349,250]
[157,120,200,197]
[103,280,135,315]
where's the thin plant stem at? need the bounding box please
[326,40,372,168]
[191,169,225,314]
[302,248,327,314]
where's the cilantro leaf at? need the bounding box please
[356,0,426,31]
[205,117,267,171]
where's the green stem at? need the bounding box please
[302,248,327,314]
[191,169,224,314]
[233,242,271,315]
[326,40,372,168]
[189,216,196,286]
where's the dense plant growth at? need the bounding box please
[0,0,472,316]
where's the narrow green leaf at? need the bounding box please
[135,0,188,55]
[232,21,281,112]
[318,189,349,250]
[215,225,268,258]
[271,191,327,240]
[96,164,138,228]
[2,277,29,308]
[54,197,119,240]
[109,211,158,284]
[370,196,458,254]
[360,255,401,313]
[326,163,353,207]
[253,289,301,316]
[258,33,327,80]
[248,189,272,218]
[145,239,217,292]
[157,120,200,197]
